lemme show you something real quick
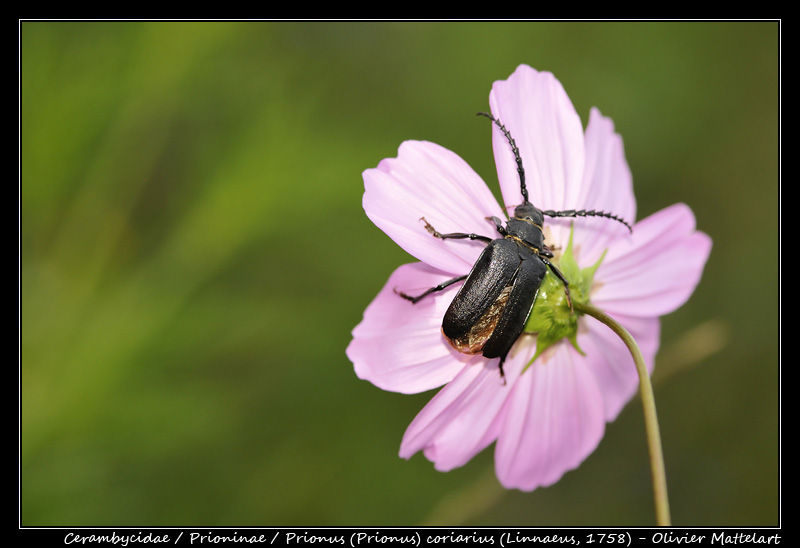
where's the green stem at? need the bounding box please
[574,302,672,526]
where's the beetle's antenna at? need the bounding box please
[477,112,528,204]
[542,208,633,233]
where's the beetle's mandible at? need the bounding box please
[397,112,632,380]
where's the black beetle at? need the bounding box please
[398,112,632,379]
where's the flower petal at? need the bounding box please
[488,65,586,213]
[580,314,661,421]
[568,108,637,263]
[494,343,606,491]
[346,262,469,394]
[399,352,509,471]
[363,140,505,275]
[580,108,636,224]
[594,203,712,317]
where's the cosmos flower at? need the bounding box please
[346,64,711,491]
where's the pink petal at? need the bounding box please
[488,65,586,213]
[580,108,636,224]
[579,314,661,421]
[399,354,510,471]
[594,203,712,317]
[363,140,505,276]
[494,343,606,491]
[347,262,469,394]
[567,108,637,263]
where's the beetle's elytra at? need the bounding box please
[398,112,631,380]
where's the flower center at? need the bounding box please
[521,227,606,370]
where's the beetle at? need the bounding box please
[397,112,632,380]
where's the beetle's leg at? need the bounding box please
[395,274,467,304]
[420,217,492,244]
[539,257,574,311]
[498,354,508,384]
[486,216,507,236]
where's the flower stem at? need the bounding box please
[574,302,671,526]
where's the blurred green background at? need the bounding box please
[20,21,779,526]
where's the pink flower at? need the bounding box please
[346,65,711,491]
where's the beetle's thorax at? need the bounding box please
[512,202,545,225]
[505,202,545,254]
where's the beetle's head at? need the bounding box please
[513,202,544,226]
